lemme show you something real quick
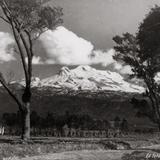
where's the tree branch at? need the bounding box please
[10,21,29,85]
[0,73,23,111]
[19,32,32,86]
[0,15,9,23]
[1,3,29,85]
[25,31,33,56]
[25,31,34,85]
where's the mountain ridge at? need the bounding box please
[32,65,144,93]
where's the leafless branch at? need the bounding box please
[1,2,30,85]
[0,73,23,111]
[0,15,9,23]
[10,21,29,85]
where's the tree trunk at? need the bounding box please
[158,123,160,132]
[21,102,30,141]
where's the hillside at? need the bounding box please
[0,66,153,126]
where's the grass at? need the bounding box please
[0,136,160,159]
[22,150,133,160]
[0,136,117,159]
[21,150,160,160]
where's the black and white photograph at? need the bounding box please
[0,0,160,159]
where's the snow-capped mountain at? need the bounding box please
[0,65,144,93]
[19,77,41,88]
[39,65,144,93]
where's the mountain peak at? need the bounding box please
[3,66,144,93]
[40,66,144,93]
[75,65,92,71]
[59,66,71,75]
[18,77,41,87]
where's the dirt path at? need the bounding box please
[22,150,133,160]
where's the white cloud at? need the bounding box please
[91,49,132,74]
[0,27,133,75]
[32,56,44,65]
[0,32,15,63]
[119,65,132,74]
[39,26,132,74]
[25,56,44,65]
[40,26,117,66]
[40,26,94,65]
[90,49,116,66]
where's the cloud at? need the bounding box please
[119,65,132,74]
[32,56,44,65]
[91,49,133,74]
[90,49,116,66]
[0,32,15,63]
[25,56,44,65]
[40,26,94,65]
[40,26,117,66]
[0,27,132,75]
[39,26,132,74]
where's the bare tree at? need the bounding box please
[0,0,63,140]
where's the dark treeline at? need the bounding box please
[1,111,128,132]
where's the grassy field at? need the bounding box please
[0,136,160,160]
[21,150,133,160]
[20,150,160,160]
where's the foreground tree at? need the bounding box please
[113,6,160,129]
[0,0,63,140]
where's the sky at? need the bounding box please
[1,0,160,80]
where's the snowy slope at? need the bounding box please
[0,65,144,93]
[40,65,144,93]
